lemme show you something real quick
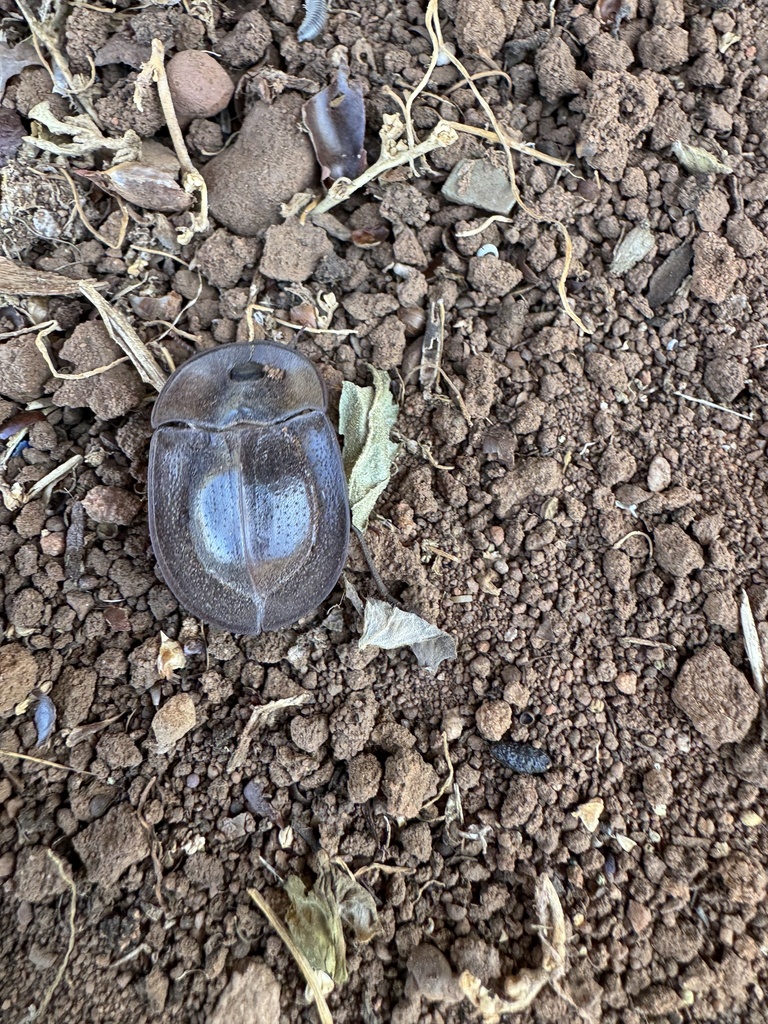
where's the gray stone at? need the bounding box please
[441,159,515,215]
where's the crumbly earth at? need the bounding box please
[1,0,767,1022]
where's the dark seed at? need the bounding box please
[490,740,551,775]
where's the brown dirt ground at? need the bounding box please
[1,0,768,1022]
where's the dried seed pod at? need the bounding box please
[490,740,551,774]
[76,163,194,214]
[610,223,654,275]
[397,305,426,337]
[350,225,389,247]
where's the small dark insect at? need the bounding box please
[490,740,552,775]
[297,0,328,42]
[148,341,350,635]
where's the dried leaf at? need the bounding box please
[26,102,142,161]
[0,39,42,102]
[610,224,654,275]
[303,64,367,188]
[358,598,457,672]
[157,631,186,680]
[333,869,380,943]
[573,797,604,833]
[339,368,398,532]
[671,140,732,176]
[76,162,194,214]
[285,872,348,986]
[615,833,637,852]
[284,857,381,994]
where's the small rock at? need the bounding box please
[672,645,759,749]
[289,714,329,754]
[492,457,562,517]
[208,961,281,1024]
[382,748,438,819]
[467,254,522,298]
[615,672,638,695]
[647,454,672,492]
[653,524,704,577]
[703,357,748,402]
[72,803,150,886]
[166,51,234,120]
[13,848,73,902]
[475,700,512,742]
[97,731,144,769]
[203,94,316,237]
[691,233,740,304]
[152,693,196,754]
[0,643,38,716]
[82,485,142,526]
[702,591,738,631]
[627,899,653,933]
[441,158,515,215]
[145,967,169,1015]
[406,944,463,1004]
[51,322,145,420]
[534,35,589,101]
[259,218,333,282]
[347,752,382,803]
[500,777,537,827]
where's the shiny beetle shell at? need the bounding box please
[148,341,350,635]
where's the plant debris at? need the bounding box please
[358,597,457,672]
[75,163,194,214]
[303,65,367,189]
[610,223,655,275]
[338,367,399,532]
[671,140,732,176]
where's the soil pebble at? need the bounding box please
[13,848,73,902]
[72,804,150,886]
[259,218,334,282]
[0,644,38,716]
[672,646,759,748]
[166,50,234,120]
[382,749,438,819]
[203,94,316,237]
[152,693,196,754]
[653,524,704,577]
[441,158,515,215]
[208,961,280,1024]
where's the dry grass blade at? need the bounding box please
[0,749,93,775]
[59,167,130,250]
[0,256,95,297]
[135,39,208,244]
[35,322,130,380]
[444,121,572,169]
[741,589,767,738]
[79,281,167,392]
[31,851,77,1021]
[227,694,311,772]
[248,887,334,1024]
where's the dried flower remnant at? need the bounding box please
[297,0,328,42]
[75,163,194,214]
[671,140,732,176]
[303,65,367,189]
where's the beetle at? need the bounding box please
[148,341,350,635]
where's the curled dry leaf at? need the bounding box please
[338,368,398,532]
[303,64,367,189]
[75,163,194,214]
[358,597,457,672]
[610,223,654,275]
[671,140,732,176]
[157,631,186,680]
